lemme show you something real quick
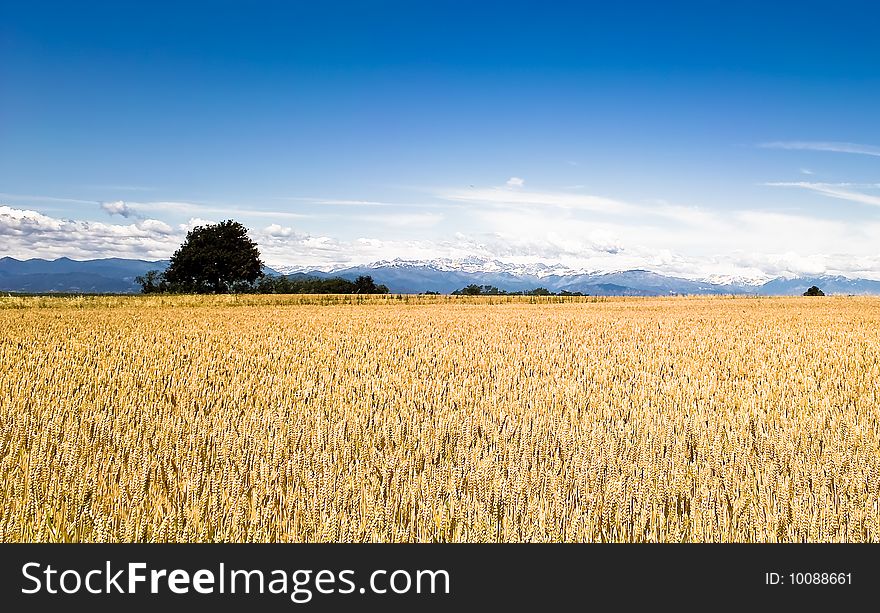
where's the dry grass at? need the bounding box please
[1,294,879,542]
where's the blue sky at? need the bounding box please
[2,0,880,279]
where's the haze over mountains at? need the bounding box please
[3,256,880,296]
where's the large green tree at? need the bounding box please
[163,220,264,293]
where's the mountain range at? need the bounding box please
[0,257,279,293]
[0,257,170,293]
[2,256,880,296]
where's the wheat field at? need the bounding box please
[1,294,879,542]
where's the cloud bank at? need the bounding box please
[759,141,880,157]
[3,195,880,281]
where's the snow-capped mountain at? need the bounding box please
[703,273,773,287]
[273,257,584,278]
[268,258,880,296]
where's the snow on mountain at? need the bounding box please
[258,258,880,296]
[270,257,587,278]
[702,272,772,287]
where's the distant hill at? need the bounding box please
[0,257,169,293]
[0,257,280,293]
[2,256,879,295]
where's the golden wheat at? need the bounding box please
[1,294,879,542]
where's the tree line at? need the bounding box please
[138,271,390,295]
[451,284,586,296]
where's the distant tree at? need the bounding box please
[352,275,389,294]
[163,220,263,293]
[451,284,588,297]
[251,274,389,295]
[421,290,440,295]
[253,275,285,293]
[135,269,166,293]
[803,285,825,296]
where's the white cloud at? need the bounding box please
[0,193,97,205]
[279,197,395,207]
[6,183,880,282]
[505,177,525,187]
[351,212,444,227]
[759,141,880,157]
[178,217,215,232]
[735,210,848,242]
[442,185,632,214]
[0,206,64,232]
[0,196,317,222]
[800,168,814,175]
[441,183,727,231]
[765,182,880,207]
[652,203,726,228]
[0,205,182,259]
[85,185,154,191]
[124,200,314,220]
[138,219,174,234]
[277,196,449,210]
[100,200,138,218]
[264,223,294,237]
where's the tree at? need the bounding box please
[451,284,587,297]
[458,284,483,296]
[353,275,389,294]
[163,220,263,293]
[251,274,390,295]
[803,285,825,296]
[135,269,166,293]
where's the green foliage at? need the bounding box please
[451,285,585,296]
[253,274,389,294]
[353,275,389,294]
[803,285,825,296]
[163,220,264,294]
[457,284,490,295]
[134,270,166,294]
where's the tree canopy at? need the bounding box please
[451,284,584,296]
[803,285,825,296]
[144,220,264,294]
[253,274,389,295]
